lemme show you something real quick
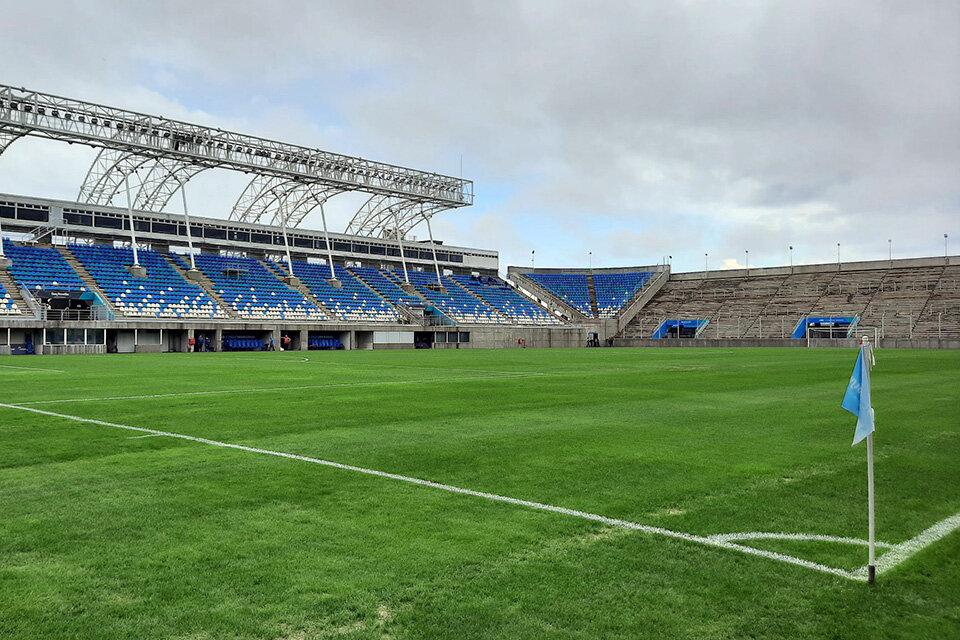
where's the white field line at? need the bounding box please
[127,434,165,439]
[6,403,953,581]
[853,512,960,578]
[709,531,894,548]
[0,364,64,373]
[9,372,548,406]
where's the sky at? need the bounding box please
[0,1,957,273]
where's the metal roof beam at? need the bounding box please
[0,84,472,207]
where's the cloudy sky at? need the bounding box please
[0,1,957,273]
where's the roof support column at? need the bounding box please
[318,201,341,288]
[124,173,147,277]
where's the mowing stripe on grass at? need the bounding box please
[1,400,955,582]
[8,372,548,406]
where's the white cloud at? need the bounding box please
[0,0,956,272]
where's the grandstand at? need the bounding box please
[0,84,955,355]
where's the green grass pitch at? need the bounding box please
[0,347,958,639]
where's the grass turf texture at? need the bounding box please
[0,347,957,639]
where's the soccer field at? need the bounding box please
[1,347,958,639]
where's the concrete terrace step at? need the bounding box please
[55,246,118,314]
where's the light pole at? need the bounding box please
[531,250,535,269]
[837,243,841,269]
[744,250,749,275]
[589,251,592,269]
[705,253,708,272]
[789,245,793,270]
[888,239,892,263]
[945,234,949,258]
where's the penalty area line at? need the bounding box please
[0,400,952,582]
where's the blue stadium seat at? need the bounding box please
[592,271,654,317]
[69,243,223,318]
[524,272,592,316]
[393,269,503,323]
[192,254,325,320]
[271,260,398,322]
[3,239,87,292]
[448,274,560,325]
[348,266,423,307]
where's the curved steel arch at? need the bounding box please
[267,184,342,227]
[78,149,157,206]
[230,176,343,227]
[0,129,25,157]
[133,158,209,211]
[346,196,452,239]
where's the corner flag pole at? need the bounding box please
[863,337,877,584]
[843,335,877,583]
[867,431,876,583]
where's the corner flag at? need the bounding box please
[842,346,875,446]
[842,337,878,583]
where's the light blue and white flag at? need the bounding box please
[842,346,875,446]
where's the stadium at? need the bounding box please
[1,5,959,639]
[0,84,955,353]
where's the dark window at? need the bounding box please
[458,332,470,343]
[250,232,272,244]
[435,332,446,343]
[134,220,150,232]
[227,230,250,242]
[448,253,463,263]
[64,212,93,226]
[152,222,176,235]
[352,243,369,253]
[316,239,327,250]
[436,252,450,262]
[94,215,123,229]
[333,241,351,252]
[294,236,313,248]
[386,247,401,257]
[370,245,386,255]
[204,227,227,240]
[0,205,16,219]
[17,207,48,222]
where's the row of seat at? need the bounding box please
[525,272,592,315]
[274,260,399,323]
[396,269,504,323]
[69,244,224,319]
[593,271,654,317]
[449,274,560,325]
[3,239,87,292]
[192,254,327,320]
